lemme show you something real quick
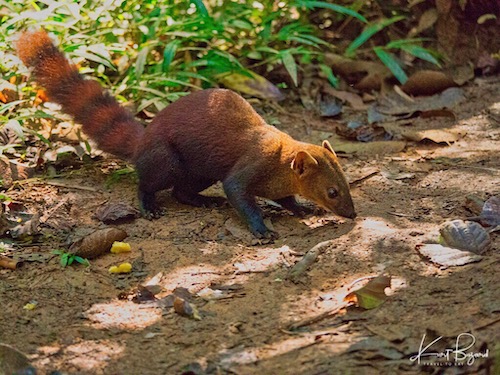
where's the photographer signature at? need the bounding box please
[410,333,489,366]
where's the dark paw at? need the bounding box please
[251,228,279,243]
[140,207,165,220]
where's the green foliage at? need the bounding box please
[105,167,137,189]
[0,194,12,201]
[52,249,90,267]
[0,0,442,145]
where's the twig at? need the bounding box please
[387,211,414,218]
[286,302,354,331]
[349,170,379,188]
[16,178,99,192]
[287,240,334,283]
[42,181,99,192]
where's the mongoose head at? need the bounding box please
[292,140,356,219]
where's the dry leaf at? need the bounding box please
[440,220,491,254]
[480,196,500,226]
[95,203,139,224]
[334,140,406,155]
[345,275,391,309]
[325,53,391,91]
[401,70,457,96]
[173,297,201,320]
[368,87,465,123]
[416,243,483,267]
[215,71,284,101]
[400,128,466,144]
[323,87,367,110]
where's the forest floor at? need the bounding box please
[0,77,499,375]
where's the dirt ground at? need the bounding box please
[0,77,499,375]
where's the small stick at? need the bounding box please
[349,170,379,188]
[287,240,334,283]
[286,302,353,331]
[387,211,414,218]
[0,254,19,270]
[16,178,99,192]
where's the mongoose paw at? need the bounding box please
[140,207,166,220]
[251,228,279,244]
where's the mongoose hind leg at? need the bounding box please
[136,143,181,217]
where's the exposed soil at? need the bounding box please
[0,78,499,375]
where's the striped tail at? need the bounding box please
[16,30,144,161]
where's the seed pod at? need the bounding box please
[69,228,127,259]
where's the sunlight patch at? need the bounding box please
[34,340,125,373]
[85,301,162,330]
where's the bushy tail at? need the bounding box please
[16,30,144,161]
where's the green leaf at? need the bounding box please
[0,100,28,115]
[400,45,441,66]
[297,1,367,23]
[60,253,69,267]
[281,50,298,87]
[135,46,150,79]
[373,47,408,84]
[74,256,90,266]
[190,0,209,18]
[162,41,179,72]
[319,64,339,88]
[385,38,431,48]
[346,16,405,57]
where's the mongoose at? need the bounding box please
[16,29,356,238]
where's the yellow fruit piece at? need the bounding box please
[110,241,131,253]
[117,262,132,273]
[108,263,132,274]
[23,302,37,310]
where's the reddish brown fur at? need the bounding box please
[16,30,143,160]
[17,30,355,237]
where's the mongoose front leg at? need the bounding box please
[223,177,278,239]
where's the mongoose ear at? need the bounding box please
[322,140,336,156]
[291,151,318,176]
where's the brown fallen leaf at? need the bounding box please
[401,70,457,96]
[345,275,391,309]
[215,70,284,101]
[334,140,406,155]
[380,123,466,144]
[323,86,368,110]
[439,220,491,254]
[480,196,500,226]
[416,243,483,267]
[69,227,127,259]
[173,297,201,320]
[94,203,139,224]
[368,87,465,123]
[325,53,391,91]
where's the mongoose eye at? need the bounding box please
[327,188,338,199]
